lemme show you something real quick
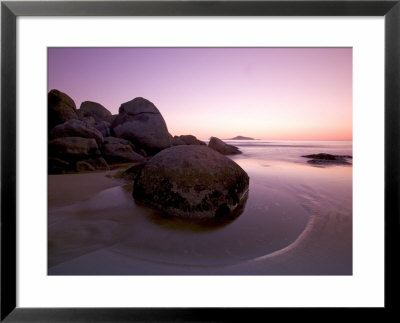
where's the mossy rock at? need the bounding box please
[133,145,249,219]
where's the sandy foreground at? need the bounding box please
[48,168,352,275]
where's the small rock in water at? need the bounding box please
[302,153,352,165]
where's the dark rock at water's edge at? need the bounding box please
[77,101,112,122]
[228,136,255,140]
[48,89,79,132]
[208,136,241,155]
[133,145,249,219]
[111,97,171,155]
[171,135,206,146]
[302,153,352,165]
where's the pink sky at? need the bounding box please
[48,47,352,141]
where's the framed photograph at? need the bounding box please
[1,0,399,321]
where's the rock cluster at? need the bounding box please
[48,90,164,173]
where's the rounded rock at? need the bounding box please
[78,101,112,122]
[48,89,78,131]
[111,97,171,155]
[133,145,249,218]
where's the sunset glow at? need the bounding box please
[48,47,352,141]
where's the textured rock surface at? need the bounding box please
[133,145,249,218]
[111,97,171,154]
[48,157,70,174]
[48,137,100,160]
[171,136,186,146]
[82,157,110,171]
[178,135,206,146]
[102,137,146,164]
[48,89,78,131]
[106,114,118,124]
[75,161,96,172]
[79,116,96,126]
[171,135,206,146]
[208,136,241,155]
[78,101,112,122]
[121,162,147,182]
[50,119,104,146]
[94,121,112,137]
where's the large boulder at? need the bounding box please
[101,137,146,164]
[208,136,241,155]
[48,137,101,161]
[78,101,112,122]
[48,89,78,131]
[50,119,104,146]
[133,145,249,218]
[111,97,171,155]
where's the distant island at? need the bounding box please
[228,136,255,140]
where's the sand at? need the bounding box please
[48,171,122,207]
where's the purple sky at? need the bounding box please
[48,47,352,140]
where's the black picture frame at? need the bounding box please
[1,0,399,321]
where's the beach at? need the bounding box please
[48,140,352,275]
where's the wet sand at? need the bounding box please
[48,160,352,275]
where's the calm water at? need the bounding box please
[48,140,352,275]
